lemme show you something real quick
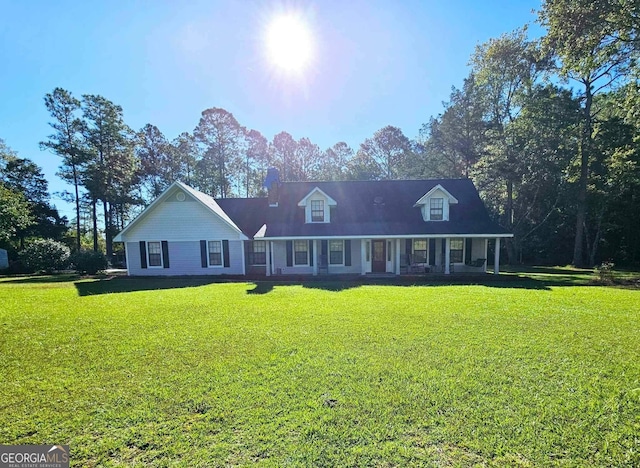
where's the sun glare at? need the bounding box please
[265,14,314,74]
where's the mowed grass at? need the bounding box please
[0,275,638,467]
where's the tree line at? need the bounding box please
[2,0,640,268]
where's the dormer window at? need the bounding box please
[414,184,458,222]
[298,187,337,223]
[430,198,444,220]
[311,200,324,222]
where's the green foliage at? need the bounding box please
[0,185,34,243]
[70,249,108,274]
[18,239,70,273]
[0,278,638,465]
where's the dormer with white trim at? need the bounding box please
[297,187,337,223]
[413,184,458,221]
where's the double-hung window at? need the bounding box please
[413,239,427,263]
[147,241,162,267]
[208,240,223,266]
[311,200,324,222]
[450,238,464,263]
[248,241,266,265]
[329,240,344,265]
[430,198,444,220]
[294,240,309,265]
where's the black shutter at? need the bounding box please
[406,239,412,256]
[321,240,328,256]
[429,239,436,266]
[345,240,351,266]
[223,240,230,267]
[309,240,314,267]
[200,240,207,268]
[286,241,293,267]
[139,241,147,269]
[162,241,170,268]
[465,238,472,264]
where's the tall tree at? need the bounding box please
[137,124,173,200]
[171,132,198,186]
[294,137,322,181]
[244,129,268,196]
[1,156,67,248]
[41,88,86,250]
[539,0,634,265]
[194,108,244,197]
[270,131,298,182]
[419,76,488,178]
[470,28,542,262]
[0,185,33,244]
[318,142,354,180]
[82,94,137,259]
[358,126,413,179]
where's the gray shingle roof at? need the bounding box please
[216,179,510,239]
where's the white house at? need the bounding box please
[114,171,513,277]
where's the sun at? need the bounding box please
[265,14,314,74]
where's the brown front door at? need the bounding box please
[372,240,386,272]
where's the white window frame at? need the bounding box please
[147,241,163,268]
[430,198,444,221]
[311,199,325,223]
[294,240,309,266]
[207,240,224,268]
[450,238,465,264]
[329,240,344,265]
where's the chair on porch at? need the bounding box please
[465,258,486,269]
[407,254,425,274]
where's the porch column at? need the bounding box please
[494,238,500,275]
[241,241,246,276]
[313,240,318,276]
[484,238,488,273]
[265,240,271,277]
[395,239,401,275]
[445,238,451,274]
[361,239,367,275]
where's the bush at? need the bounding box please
[19,239,70,273]
[70,250,108,275]
[594,260,615,284]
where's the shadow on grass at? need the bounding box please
[0,274,82,284]
[65,269,617,296]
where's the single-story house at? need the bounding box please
[114,170,512,277]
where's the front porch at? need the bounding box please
[251,236,505,277]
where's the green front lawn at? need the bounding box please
[0,275,638,466]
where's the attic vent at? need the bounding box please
[373,196,384,207]
[176,192,186,201]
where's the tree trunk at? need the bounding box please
[589,204,606,267]
[73,167,81,251]
[572,80,592,267]
[103,200,113,263]
[92,199,98,252]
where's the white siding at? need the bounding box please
[126,240,244,276]
[471,238,486,260]
[421,188,451,221]
[271,241,314,275]
[270,239,363,275]
[305,193,331,223]
[326,239,362,275]
[123,196,242,242]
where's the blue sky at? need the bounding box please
[0,0,542,218]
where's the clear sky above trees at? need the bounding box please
[0,0,543,218]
